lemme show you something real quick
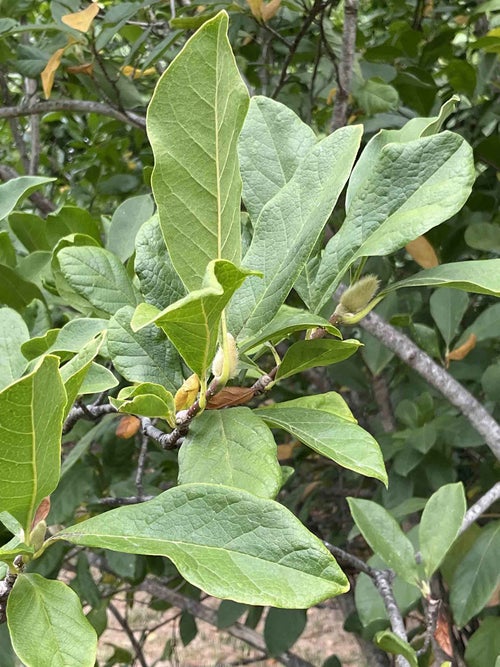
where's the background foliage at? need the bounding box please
[0,1,499,666]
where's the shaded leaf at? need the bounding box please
[0,307,29,390]
[276,339,361,381]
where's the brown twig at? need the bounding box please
[330,0,358,132]
[271,0,326,99]
[108,602,149,667]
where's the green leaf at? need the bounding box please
[450,521,500,627]
[217,600,248,628]
[50,234,101,315]
[464,617,500,667]
[0,355,66,535]
[383,260,500,297]
[347,498,418,585]
[0,176,54,221]
[465,222,500,254]
[264,608,307,656]
[110,382,175,425]
[107,194,155,262]
[147,11,249,290]
[312,132,475,311]
[239,304,340,353]
[178,408,282,498]
[54,483,349,608]
[180,611,198,646]
[45,207,101,247]
[0,230,16,266]
[78,363,118,394]
[256,393,387,485]
[52,318,109,353]
[458,303,500,344]
[354,77,399,115]
[346,96,460,207]
[59,336,104,416]
[57,246,140,316]
[275,339,362,381]
[355,569,420,627]
[238,96,316,222]
[21,329,60,361]
[229,125,363,339]
[374,630,418,667]
[134,215,186,309]
[0,264,44,311]
[419,482,466,579]
[132,260,257,381]
[9,212,50,252]
[7,573,97,667]
[430,288,469,347]
[107,306,182,393]
[0,307,29,390]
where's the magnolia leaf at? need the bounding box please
[206,385,255,409]
[238,96,316,222]
[430,288,469,347]
[54,483,349,608]
[0,176,54,221]
[132,260,257,381]
[347,498,418,585]
[275,339,361,381]
[382,260,500,297]
[178,408,282,498]
[61,3,99,32]
[446,333,477,364]
[57,246,140,315]
[148,11,249,290]
[59,335,104,417]
[229,125,363,338]
[0,356,66,535]
[450,521,500,627]
[0,307,29,390]
[134,215,185,309]
[107,306,182,393]
[110,382,175,426]
[256,393,387,484]
[419,483,466,579]
[374,630,418,667]
[239,304,340,353]
[312,132,475,311]
[7,573,97,667]
[107,194,155,262]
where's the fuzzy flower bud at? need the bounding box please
[334,275,381,324]
[212,332,239,381]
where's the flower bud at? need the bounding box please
[212,332,239,381]
[334,275,381,323]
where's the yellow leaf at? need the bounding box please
[326,88,337,105]
[246,0,263,20]
[405,236,439,269]
[446,333,477,365]
[174,374,200,412]
[41,47,65,99]
[61,3,99,33]
[261,0,281,22]
[120,65,157,79]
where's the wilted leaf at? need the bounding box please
[116,415,141,439]
[446,333,477,364]
[206,386,255,409]
[261,0,281,21]
[61,3,99,32]
[174,374,200,411]
[406,236,439,268]
[41,48,65,99]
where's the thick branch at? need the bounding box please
[0,100,146,129]
[62,402,117,435]
[359,309,500,460]
[330,0,358,131]
[459,481,500,535]
[139,579,314,667]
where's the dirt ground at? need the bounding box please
[97,594,365,667]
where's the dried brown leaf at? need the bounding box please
[405,236,439,269]
[61,3,99,32]
[116,415,141,439]
[206,386,255,410]
[446,333,477,363]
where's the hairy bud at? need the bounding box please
[334,275,381,324]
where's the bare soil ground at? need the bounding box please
[97,594,365,667]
